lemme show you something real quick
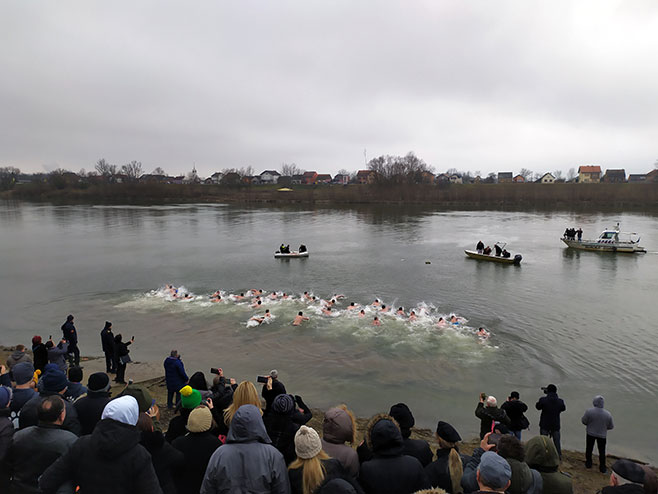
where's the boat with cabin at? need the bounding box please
[561,223,646,253]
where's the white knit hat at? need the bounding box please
[295,425,322,459]
[186,406,213,433]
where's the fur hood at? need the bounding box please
[365,413,404,456]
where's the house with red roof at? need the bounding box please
[302,171,318,184]
[578,165,601,183]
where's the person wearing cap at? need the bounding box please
[6,362,38,414]
[263,393,308,464]
[501,391,530,441]
[603,459,647,494]
[61,314,80,368]
[582,395,614,473]
[101,321,117,374]
[389,403,433,467]
[425,421,470,493]
[65,366,87,400]
[525,435,573,494]
[475,395,511,440]
[73,372,112,435]
[172,406,222,494]
[0,385,14,485]
[7,395,77,494]
[164,350,188,409]
[19,367,81,436]
[288,425,361,494]
[496,434,542,494]
[201,404,289,494]
[31,336,48,372]
[474,451,512,494]
[39,395,162,494]
[535,384,566,458]
[262,369,287,416]
[359,414,430,494]
[321,405,360,478]
[165,385,203,443]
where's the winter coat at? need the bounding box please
[115,340,131,359]
[141,430,185,494]
[401,437,433,467]
[525,435,573,494]
[61,321,78,345]
[163,356,188,392]
[501,399,530,431]
[536,392,566,431]
[358,414,430,494]
[165,408,192,444]
[47,343,69,372]
[321,408,359,478]
[8,424,78,494]
[475,402,511,439]
[289,458,363,494]
[172,431,222,494]
[101,328,116,354]
[6,350,32,370]
[209,380,235,436]
[581,396,614,439]
[73,390,111,435]
[10,387,37,415]
[262,379,287,413]
[601,485,646,494]
[65,381,87,401]
[263,409,301,464]
[19,391,82,436]
[424,447,469,493]
[39,418,163,494]
[0,409,14,481]
[200,404,290,494]
[505,457,543,494]
[32,343,48,372]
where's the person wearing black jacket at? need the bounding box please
[501,391,530,440]
[388,403,433,467]
[209,373,237,436]
[31,336,48,372]
[263,393,312,464]
[113,334,133,384]
[262,369,286,415]
[60,314,79,367]
[475,395,511,439]
[536,384,566,458]
[73,372,112,436]
[137,413,184,494]
[100,322,116,374]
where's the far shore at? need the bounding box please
[1,345,653,494]
[3,182,658,211]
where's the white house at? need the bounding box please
[210,172,224,184]
[538,172,555,184]
[259,170,281,184]
[449,174,462,184]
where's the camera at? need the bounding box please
[257,375,269,384]
[210,367,222,375]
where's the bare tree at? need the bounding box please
[367,152,432,184]
[238,165,254,177]
[78,168,86,177]
[121,161,143,181]
[152,166,166,176]
[280,162,304,176]
[519,168,534,181]
[553,170,563,180]
[567,168,577,181]
[0,166,21,190]
[95,159,116,177]
[446,168,458,176]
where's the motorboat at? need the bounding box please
[465,243,522,265]
[561,224,646,253]
[274,251,309,259]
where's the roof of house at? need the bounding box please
[210,172,224,177]
[316,174,331,180]
[291,174,304,180]
[604,169,626,177]
[628,174,647,180]
[513,174,524,179]
[260,170,280,176]
[498,172,513,179]
[356,169,371,177]
[579,165,601,173]
[302,171,317,177]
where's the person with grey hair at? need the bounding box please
[582,395,614,473]
[262,369,286,416]
[164,350,188,409]
[602,459,646,494]
[475,394,510,439]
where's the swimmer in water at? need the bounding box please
[333,293,346,300]
[346,302,357,311]
[476,327,490,338]
[269,292,278,300]
[251,300,262,309]
[322,307,333,316]
[408,311,417,321]
[372,316,381,326]
[380,305,390,313]
[397,307,405,316]
[436,317,446,326]
[234,293,245,300]
[372,299,381,307]
[303,291,312,301]
[211,295,223,303]
[210,290,220,298]
[264,309,272,319]
[293,311,309,326]
[181,293,193,300]
[358,309,366,318]
[450,315,459,324]
[281,293,289,299]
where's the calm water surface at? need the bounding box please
[1,202,657,460]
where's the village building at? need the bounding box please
[513,174,525,183]
[537,172,555,184]
[291,174,304,185]
[449,174,462,184]
[498,172,513,183]
[578,165,601,183]
[316,173,332,184]
[356,169,375,184]
[259,170,281,184]
[302,171,318,184]
[602,169,626,183]
[332,173,350,185]
[628,174,647,183]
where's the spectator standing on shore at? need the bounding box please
[100,321,116,374]
[6,363,38,415]
[46,338,69,372]
[113,333,133,384]
[501,391,530,440]
[474,451,512,494]
[164,350,188,409]
[222,380,262,429]
[137,413,184,494]
[425,421,469,494]
[6,344,32,370]
[525,435,573,494]
[321,405,360,478]
[497,434,542,494]
[263,393,308,464]
[39,395,162,494]
[389,403,433,467]
[31,336,48,372]
[201,404,290,494]
[263,369,287,415]
[582,395,614,473]
[61,314,80,367]
[475,395,511,439]
[65,366,86,400]
[536,384,566,458]
[7,395,77,494]
[166,385,203,442]
[74,372,112,435]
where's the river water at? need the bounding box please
[1,202,657,460]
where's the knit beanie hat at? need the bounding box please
[102,395,139,426]
[295,425,322,459]
[119,384,153,413]
[42,368,69,393]
[186,406,213,433]
[87,372,111,393]
[180,385,202,409]
[272,393,295,414]
[12,362,35,385]
[0,386,12,409]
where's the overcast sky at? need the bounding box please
[2,1,658,177]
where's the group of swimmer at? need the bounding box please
[276,243,307,254]
[475,241,511,258]
[160,284,491,341]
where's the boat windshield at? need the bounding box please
[600,231,616,239]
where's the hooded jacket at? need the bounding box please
[6,350,32,370]
[47,343,69,372]
[141,430,185,494]
[40,412,162,493]
[475,402,511,439]
[535,392,566,431]
[581,396,614,439]
[163,356,188,392]
[505,457,543,494]
[200,404,290,494]
[358,414,430,494]
[525,435,573,494]
[321,407,359,478]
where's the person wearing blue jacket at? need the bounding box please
[582,395,614,473]
[164,350,188,409]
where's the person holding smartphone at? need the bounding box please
[261,370,286,416]
[113,334,134,384]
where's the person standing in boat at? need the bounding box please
[476,241,484,253]
[577,228,583,241]
[494,244,502,256]
[299,244,307,253]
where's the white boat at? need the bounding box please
[274,251,309,259]
[561,224,646,253]
[465,242,522,264]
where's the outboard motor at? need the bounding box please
[513,254,522,265]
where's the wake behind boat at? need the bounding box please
[561,223,646,253]
[465,242,522,265]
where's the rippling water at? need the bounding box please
[1,202,657,460]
